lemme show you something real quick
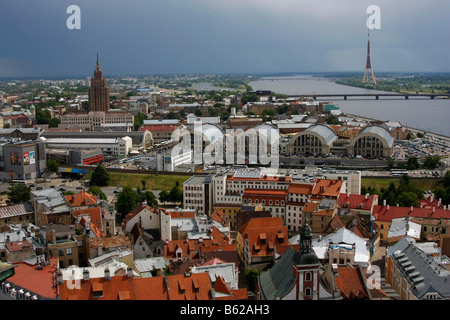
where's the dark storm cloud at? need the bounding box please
[0,0,448,77]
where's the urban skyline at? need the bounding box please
[0,0,449,78]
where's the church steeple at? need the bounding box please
[300,214,312,254]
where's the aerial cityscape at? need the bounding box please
[1,0,450,309]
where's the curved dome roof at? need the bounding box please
[303,124,337,145]
[196,123,224,144]
[294,251,320,266]
[357,125,394,147]
[253,123,281,145]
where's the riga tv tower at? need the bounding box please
[362,29,377,85]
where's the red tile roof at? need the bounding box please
[214,276,248,300]
[239,217,288,258]
[134,276,168,300]
[311,179,343,198]
[59,276,136,300]
[165,235,229,260]
[6,240,32,252]
[73,207,104,231]
[288,183,313,195]
[6,257,59,299]
[89,235,131,249]
[140,125,177,132]
[338,193,378,211]
[165,272,212,300]
[65,190,98,207]
[372,205,450,223]
[334,265,370,300]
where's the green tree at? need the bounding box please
[386,157,395,170]
[325,114,340,125]
[422,155,441,169]
[434,187,450,206]
[46,159,59,172]
[88,185,107,200]
[139,190,158,207]
[194,108,203,117]
[8,184,31,204]
[406,156,420,170]
[244,269,261,293]
[115,186,139,221]
[169,185,183,204]
[167,111,178,119]
[397,191,419,207]
[90,164,111,187]
[134,113,148,131]
[159,190,169,204]
[444,171,450,188]
[141,179,147,190]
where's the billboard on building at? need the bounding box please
[23,152,30,165]
[10,152,21,165]
[29,151,36,164]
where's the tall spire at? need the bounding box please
[300,214,312,254]
[362,26,377,85]
[89,53,110,112]
[96,53,101,71]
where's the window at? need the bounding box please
[66,248,72,255]
[305,288,311,297]
[305,272,312,281]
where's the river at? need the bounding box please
[248,75,450,137]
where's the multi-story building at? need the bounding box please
[39,224,83,269]
[236,217,290,269]
[30,189,72,227]
[372,204,450,243]
[212,168,291,229]
[42,136,133,157]
[183,175,213,216]
[242,189,288,219]
[386,237,450,300]
[60,111,134,131]
[0,203,34,229]
[0,139,46,181]
[286,179,344,233]
[88,54,110,112]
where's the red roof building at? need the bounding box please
[3,257,59,300]
[334,265,371,300]
[372,204,450,243]
[65,190,98,208]
[337,193,379,214]
[237,217,291,268]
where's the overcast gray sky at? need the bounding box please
[0,0,449,77]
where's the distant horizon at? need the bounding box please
[1,70,450,82]
[1,1,449,78]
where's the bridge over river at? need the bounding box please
[287,93,450,100]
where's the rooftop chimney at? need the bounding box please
[56,271,63,285]
[104,267,111,280]
[126,267,133,278]
[383,199,386,206]
[83,269,90,281]
[387,205,390,211]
